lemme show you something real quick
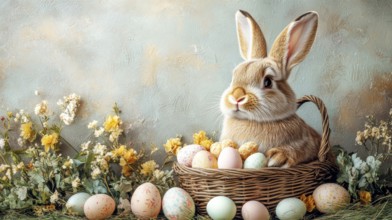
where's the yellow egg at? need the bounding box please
[192,150,218,168]
[131,182,162,219]
[313,183,350,213]
[83,194,115,220]
[210,142,223,158]
[238,142,259,160]
[221,139,238,149]
[177,144,205,167]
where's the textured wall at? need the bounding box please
[0,0,391,155]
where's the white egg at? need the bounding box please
[162,187,195,220]
[241,200,270,220]
[275,198,306,220]
[207,196,237,220]
[66,192,91,215]
[244,152,267,169]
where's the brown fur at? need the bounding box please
[220,10,320,167]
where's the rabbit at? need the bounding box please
[220,10,321,168]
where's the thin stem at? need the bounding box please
[103,174,114,198]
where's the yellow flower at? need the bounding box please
[300,194,316,212]
[112,145,127,157]
[163,138,182,155]
[103,115,121,132]
[122,165,132,177]
[20,122,35,142]
[359,190,371,205]
[140,160,157,176]
[120,148,138,166]
[193,130,213,150]
[41,133,59,152]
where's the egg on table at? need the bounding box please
[83,194,115,220]
[131,182,162,219]
[244,152,267,169]
[218,147,242,169]
[207,196,237,220]
[275,198,306,220]
[162,187,195,220]
[177,144,205,167]
[241,200,270,220]
[313,183,350,213]
[192,150,218,168]
[66,192,91,216]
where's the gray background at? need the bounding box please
[0,0,391,157]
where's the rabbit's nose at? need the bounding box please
[229,87,248,105]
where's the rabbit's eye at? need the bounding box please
[263,77,272,89]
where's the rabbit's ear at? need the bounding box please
[236,10,267,60]
[269,12,318,78]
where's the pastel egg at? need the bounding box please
[131,182,162,219]
[210,142,223,158]
[313,183,350,213]
[218,147,242,169]
[275,198,306,220]
[238,142,259,160]
[177,144,205,167]
[192,150,218,168]
[83,194,115,220]
[66,192,91,215]
[244,152,267,169]
[162,187,195,220]
[207,196,237,220]
[242,200,270,220]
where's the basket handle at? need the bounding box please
[296,95,330,162]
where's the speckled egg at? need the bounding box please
[131,182,162,219]
[177,144,205,167]
[192,150,218,168]
[218,147,242,169]
[66,192,91,215]
[207,196,237,220]
[221,139,239,149]
[244,152,267,169]
[238,142,259,160]
[313,183,350,213]
[242,200,270,220]
[162,187,195,220]
[275,198,306,220]
[83,194,115,220]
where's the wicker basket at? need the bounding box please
[173,95,339,218]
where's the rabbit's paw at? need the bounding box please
[266,148,295,168]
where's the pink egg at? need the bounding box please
[83,194,115,220]
[242,201,270,220]
[177,144,205,167]
[131,182,162,219]
[218,147,242,169]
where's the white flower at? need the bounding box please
[50,190,59,204]
[72,177,81,188]
[34,90,40,96]
[0,138,5,150]
[88,120,98,129]
[80,141,91,152]
[34,100,48,116]
[58,93,81,125]
[0,164,10,173]
[93,143,107,156]
[351,153,364,170]
[91,167,101,179]
[16,186,27,200]
[17,138,23,147]
[94,127,104,137]
[153,170,165,179]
